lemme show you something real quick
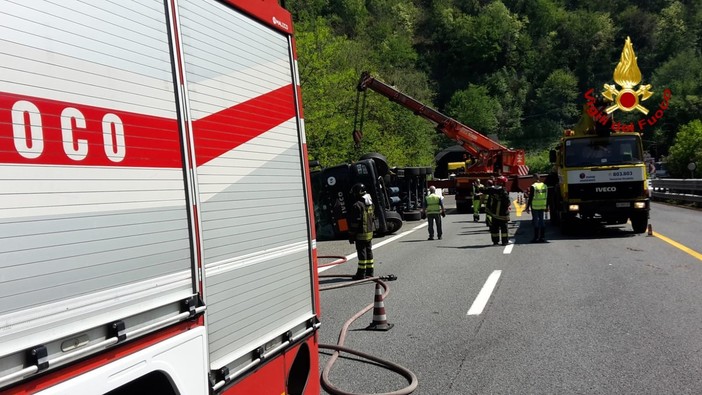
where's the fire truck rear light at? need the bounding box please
[634,202,646,209]
[568,204,579,212]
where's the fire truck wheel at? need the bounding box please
[630,213,648,234]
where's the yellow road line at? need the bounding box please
[653,232,702,261]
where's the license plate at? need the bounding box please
[616,202,630,208]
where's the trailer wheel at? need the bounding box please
[403,210,422,221]
[384,211,404,234]
[630,212,648,234]
[360,152,389,176]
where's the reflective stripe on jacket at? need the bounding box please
[531,182,548,210]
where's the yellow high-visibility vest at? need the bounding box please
[532,182,547,210]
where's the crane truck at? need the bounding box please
[356,72,529,212]
[548,96,651,234]
[0,1,320,394]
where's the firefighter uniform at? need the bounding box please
[349,183,376,279]
[485,178,510,245]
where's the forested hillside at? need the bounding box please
[287,0,702,176]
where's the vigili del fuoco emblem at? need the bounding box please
[602,36,653,115]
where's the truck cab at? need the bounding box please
[550,131,650,233]
[311,158,403,240]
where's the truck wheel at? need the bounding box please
[404,167,421,176]
[384,211,403,234]
[549,201,560,225]
[403,210,422,221]
[630,212,648,234]
[560,213,575,235]
[360,152,389,176]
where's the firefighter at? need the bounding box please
[348,183,376,279]
[485,176,510,245]
[472,179,483,222]
[526,173,548,242]
[484,179,494,228]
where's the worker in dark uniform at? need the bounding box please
[348,183,376,280]
[485,176,510,245]
[484,179,494,228]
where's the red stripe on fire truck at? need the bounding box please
[1,85,295,168]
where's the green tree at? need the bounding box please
[651,49,702,156]
[289,0,702,169]
[652,2,690,63]
[553,10,618,88]
[485,68,529,143]
[424,1,528,105]
[667,120,702,178]
[327,0,369,38]
[525,148,552,174]
[295,19,373,166]
[523,68,579,144]
[445,84,502,138]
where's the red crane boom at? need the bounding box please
[357,71,528,177]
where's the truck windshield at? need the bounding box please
[564,135,643,167]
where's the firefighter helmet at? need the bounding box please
[495,176,508,186]
[350,183,367,196]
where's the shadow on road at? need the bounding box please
[513,217,638,243]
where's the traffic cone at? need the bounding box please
[366,283,393,331]
[647,224,653,236]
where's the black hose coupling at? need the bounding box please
[379,274,398,281]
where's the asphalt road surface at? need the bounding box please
[315,195,702,395]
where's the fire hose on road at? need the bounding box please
[318,256,418,395]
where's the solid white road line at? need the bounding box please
[467,270,502,316]
[318,222,427,273]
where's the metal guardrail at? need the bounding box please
[650,178,702,203]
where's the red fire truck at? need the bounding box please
[0,1,320,394]
[356,72,530,212]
